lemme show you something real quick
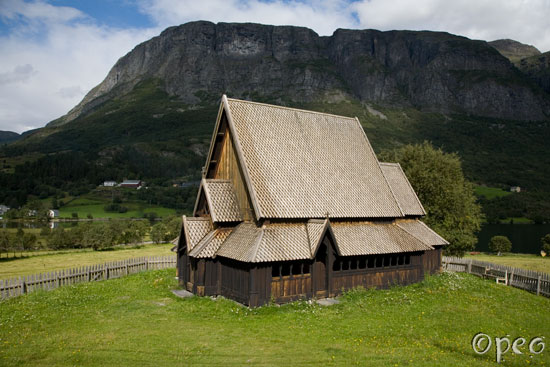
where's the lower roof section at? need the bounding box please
[182,217,447,263]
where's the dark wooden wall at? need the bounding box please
[178,246,440,307]
[422,247,442,275]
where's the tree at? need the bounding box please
[151,223,168,244]
[0,230,12,258]
[22,233,37,251]
[380,142,483,257]
[489,235,512,256]
[541,234,550,254]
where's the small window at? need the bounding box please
[332,260,340,272]
[281,264,290,276]
[405,255,411,265]
[398,255,404,265]
[367,257,375,268]
[358,258,367,269]
[272,265,280,277]
[291,263,302,275]
[376,256,383,268]
[342,260,349,271]
[303,263,310,274]
[350,259,358,270]
[383,256,390,267]
[391,256,397,266]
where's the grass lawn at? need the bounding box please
[474,185,512,200]
[0,244,173,279]
[0,270,548,366]
[58,202,175,219]
[465,253,550,274]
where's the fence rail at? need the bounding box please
[442,256,550,298]
[0,256,176,301]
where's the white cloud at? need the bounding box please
[138,0,355,36]
[0,64,36,85]
[0,0,159,133]
[351,0,550,52]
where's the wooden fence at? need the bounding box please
[0,256,176,301]
[442,256,550,298]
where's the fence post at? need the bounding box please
[87,267,91,282]
[537,275,541,296]
[56,272,60,288]
[125,262,129,276]
[106,265,110,280]
[145,258,149,271]
[510,271,514,285]
[467,260,472,274]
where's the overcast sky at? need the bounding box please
[1,0,549,133]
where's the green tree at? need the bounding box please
[489,235,512,256]
[151,222,168,244]
[48,228,71,250]
[541,234,550,254]
[0,230,12,258]
[22,233,37,251]
[380,142,483,257]
[82,223,116,251]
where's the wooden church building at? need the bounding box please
[176,95,448,307]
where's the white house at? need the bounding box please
[103,181,117,187]
[48,209,59,218]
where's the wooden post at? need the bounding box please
[537,275,541,296]
[87,267,91,282]
[505,270,508,286]
[146,258,149,271]
[56,272,60,288]
[467,260,472,274]
[106,265,110,280]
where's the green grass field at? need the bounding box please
[0,244,173,279]
[0,270,548,366]
[465,253,550,274]
[58,198,175,219]
[474,185,512,200]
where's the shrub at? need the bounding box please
[71,212,78,218]
[541,234,550,254]
[488,235,512,256]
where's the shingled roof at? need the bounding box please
[216,97,403,219]
[185,219,445,262]
[181,96,447,263]
[380,162,425,216]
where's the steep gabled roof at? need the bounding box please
[380,162,425,216]
[182,216,212,252]
[194,178,243,222]
[210,96,403,220]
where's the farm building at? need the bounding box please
[120,180,142,188]
[176,96,448,307]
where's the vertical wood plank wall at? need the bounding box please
[212,116,254,221]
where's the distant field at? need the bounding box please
[474,185,512,199]
[58,197,175,219]
[0,270,548,366]
[0,243,173,279]
[465,252,550,274]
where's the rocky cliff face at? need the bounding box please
[518,51,550,95]
[59,21,550,124]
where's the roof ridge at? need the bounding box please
[226,97,358,121]
[379,162,399,167]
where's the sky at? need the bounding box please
[1,0,549,134]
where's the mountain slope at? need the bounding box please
[489,39,541,65]
[54,21,549,125]
[518,51,550,94]
[0,131,20,144]
[3,21,550,212]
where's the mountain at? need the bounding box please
[3,21,550,214]
[489,39,541,65]
[517,51,550,95]
[0,131,20,144]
